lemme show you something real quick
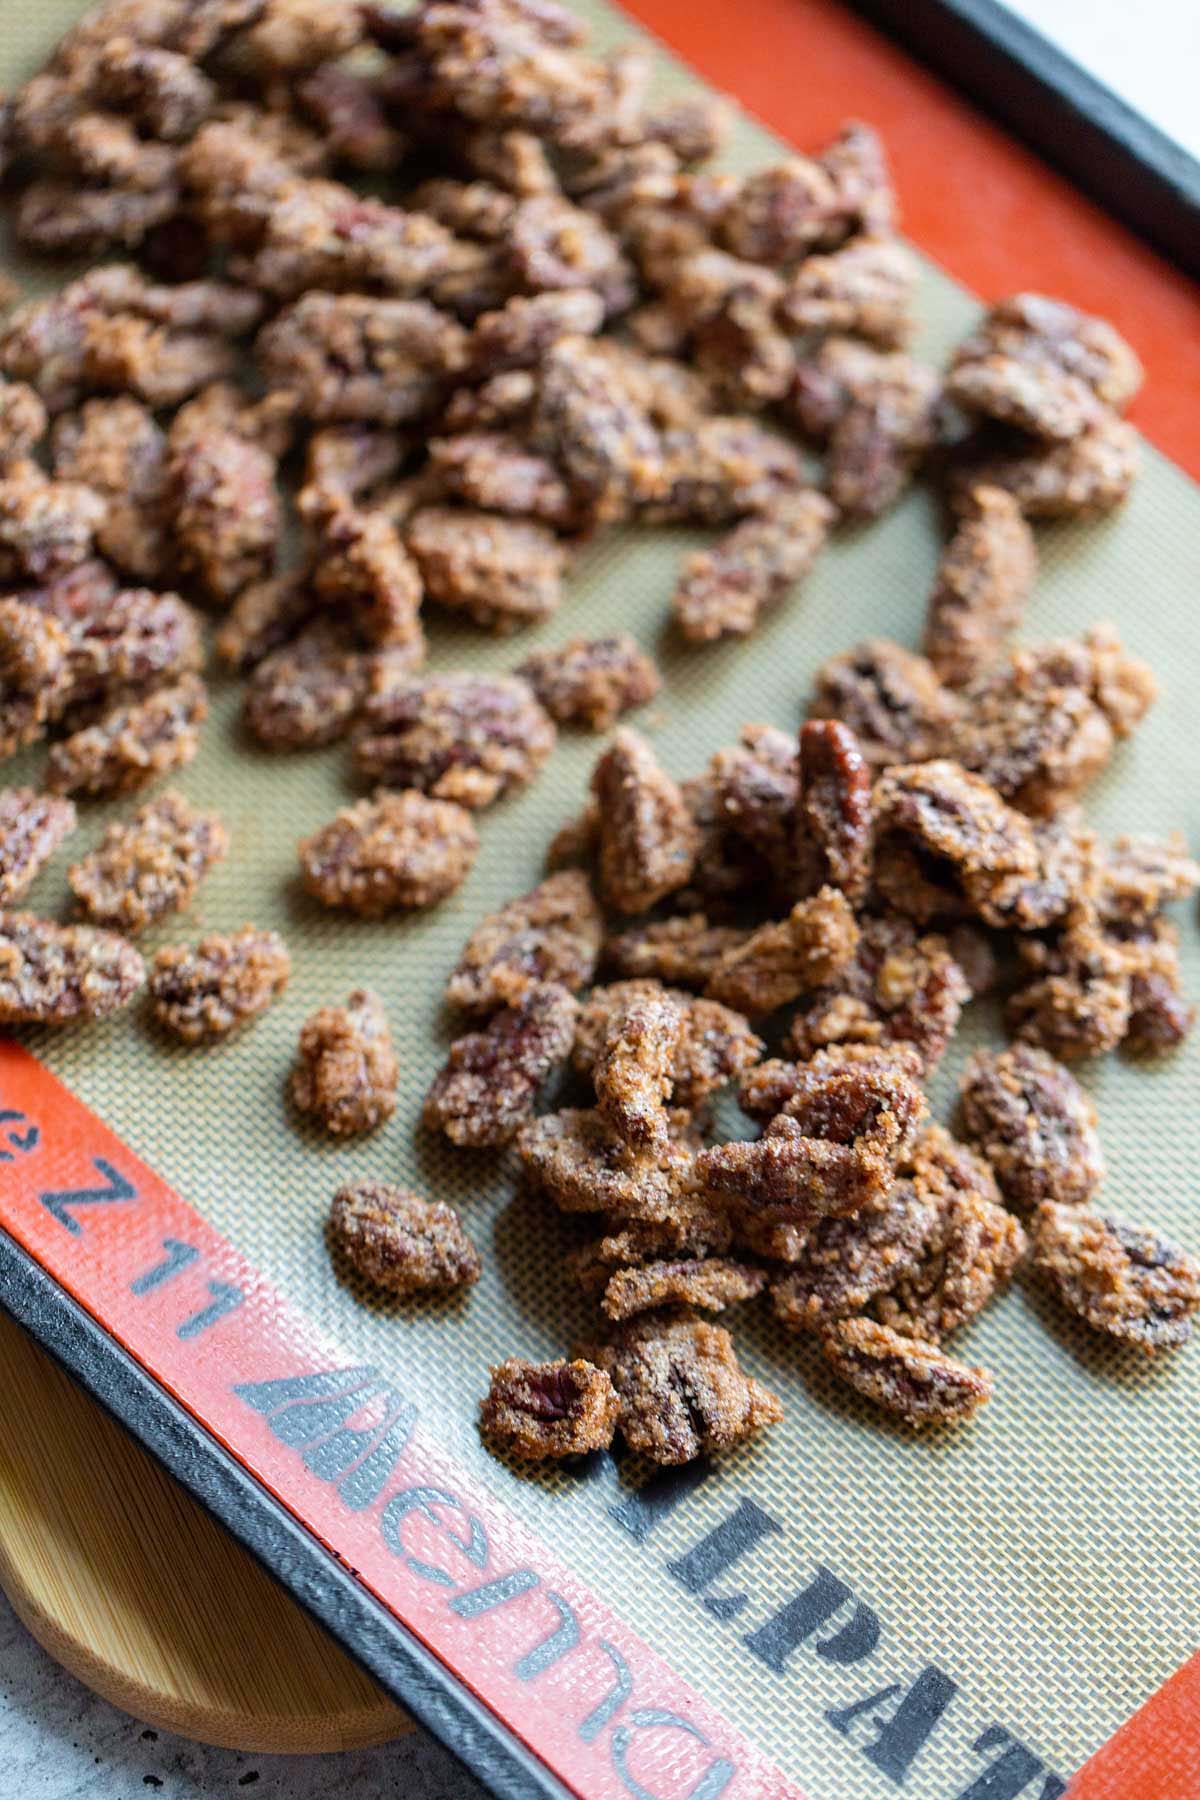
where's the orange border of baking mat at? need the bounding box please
[0,1040,803,1800]
[619,0,1200,482]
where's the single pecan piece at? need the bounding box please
[330,1180,481,1298]
[821,1317,992,1426]
[149,927,290,1044]
[292,989,398,1137]
[0,789,76,905]
[480,1358,619,1460]
[299,792,479,916]
[1030,1203,1200,1353]
[0,911,144,1024]
[447,870,603,1016]
[591,729,699,914]
[590,1314,783,1465]
[959,1045,1103,1210]
[423,981,578,1148]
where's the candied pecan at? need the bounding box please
[0,790,76,906]
[575,980,762,1113]
[180,117,310,247]
[240,0,364,72]
[89,36,215,140]
[0,383,48,468]
[81,312,241,411]
[739,1045,926,1153]
[404,505,564,632]
[50,396,169,583]
[291,988,398,1136]
[590,1314,782,1465]
[1121,920,1196,1057]
[948,414,1139,519]
[427,432,577,529]
[411,177,516,241]
[530,336,663,524]
[165,417,280,606]
[817,121,896,239]
[301,425,407,510]
[15,180,180,261]
[778,235,917,346]
[46,673,207,800]
[651,416,805,526]
[1031,1203,1200,1353]
[707,722,798,885]
[481,1358,618,1460]
[673,489,835,643]
[786,913,970,1076]
[455,124,559,195]
[1098,833,1200,924]
[950,629,1154,816]
[243,618,389,752]
[706,888,859,1017]
[798,719,873,903]
[641,92,730,162]
[515,635,661,730]
[771,1180,940,1332]
[605,914,752,991]
[923,485,1037,687]
[508,193,634,312]
[947,294,1142,441]
[517,1106,697,1221]
[213,574,318,673]
[257,294,467,424]
[698,1110,894,1224]
[299,790,478,916]
[593,988,683,1154]
[423,980,578,1148]
[959,1044,1102,1211]
[297,63,405,171]
[673,267,794,412]
[149,927,290,1043]
[826,355,941,517]
[69,790,228,934]
[1007,913,1134,1061]
[447,869,602,1015]
[0,467,104,584]
[0,911,144,1025]
[41,585,202,723]
[570,1200,734,1294]
[602,1258,765,1321]
[873,759,1040,925]
[469,289,604,374]
[718,157,836,263]
[821,1318,992,1426]
[309,502,423,649]
[330,1180,481,1298]
[416,2,610,139]
[808,638,960,770]
[874,1131,1025,1342]
[232,178,459,300]
[78,266,265,338]
[0,599,72,756]
[591,729,699,914]
[674,771,772,913]
[354,672,554,807]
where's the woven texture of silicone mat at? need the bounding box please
[3,3,1199,1793]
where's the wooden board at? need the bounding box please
[0,1309,409,1754]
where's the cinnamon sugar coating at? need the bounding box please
[330,1180,481,1298]
[291,988,398,1137]
[149,926,290,1042]
[481,1358,618,1460]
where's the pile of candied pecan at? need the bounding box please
[0,0,1193,1461]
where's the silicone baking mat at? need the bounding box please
[2,3,1199,1796]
